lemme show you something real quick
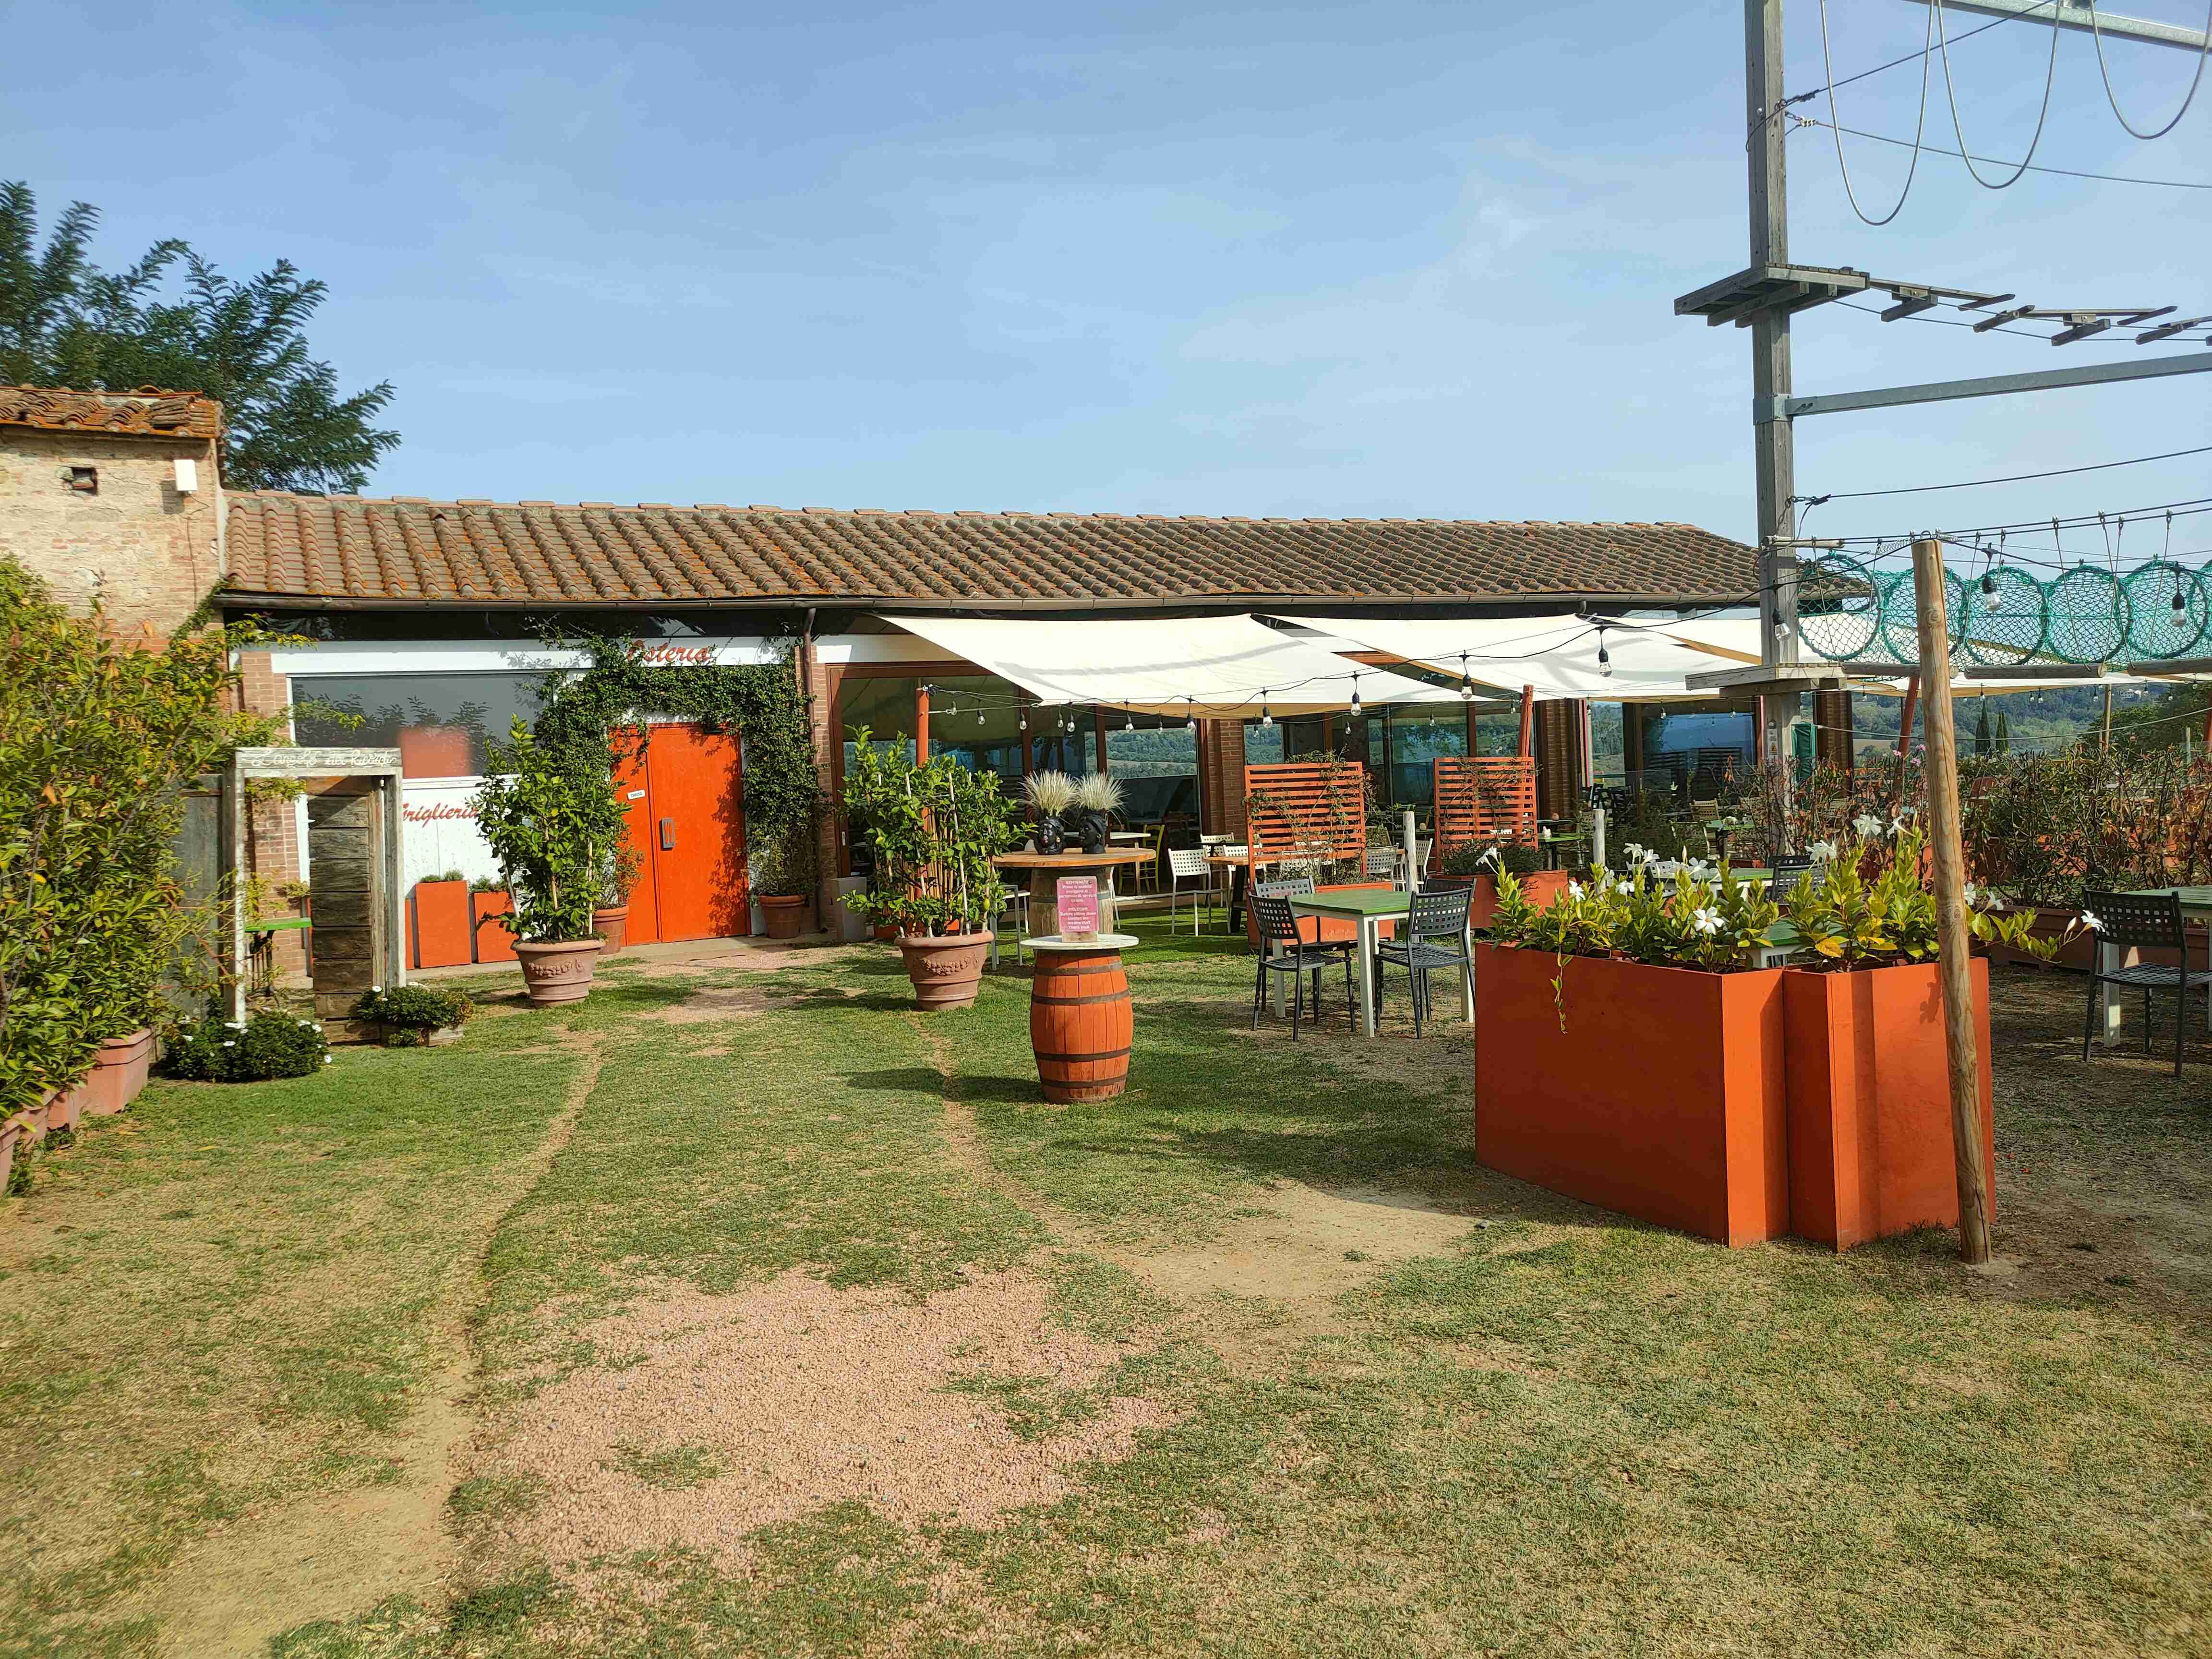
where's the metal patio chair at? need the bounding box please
[987,887,1031,970]
[1165,845,1214,935]
[1250,892,1355,1039]
[1372,884,1475,1036]
[2080,889,2212,1078]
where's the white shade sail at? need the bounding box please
[878,612,1444,716]
[1285,614,1760,701]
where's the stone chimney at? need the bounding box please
[0,384,226,639]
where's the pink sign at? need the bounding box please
[1055,876,1100,939]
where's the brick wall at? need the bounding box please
[1197,717,1247,840]
[0,427,224,639]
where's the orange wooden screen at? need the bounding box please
[1432,756,1538,854]
[1240,760,1368,865]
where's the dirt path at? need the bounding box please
[133,1034,607,1657]
[915,1019,1478,1365]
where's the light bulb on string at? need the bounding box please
[1349,673,1362,717]
[1018,710,1028,732]
[1123,712,1135,732]
[1260,691,1274,729]
[1458,653,1474,702]
[977,709,986,726]
[1184,697,1197,733]
[1595,627,1612,679]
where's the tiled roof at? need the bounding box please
[0,384,223,441]
[223,493,1756,610]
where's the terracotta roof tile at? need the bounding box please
[0,384,222,441]
[223,493,1757,610]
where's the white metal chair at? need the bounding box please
[988,888,1031,969]
[1364,846,1399,881]
[1166,846,1213,934]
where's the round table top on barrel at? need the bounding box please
[992,849,1157,869]
[1027,932,1140,951]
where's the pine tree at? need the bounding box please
[1973,700,1993,758]
[1995,709,2010,754]
[0,181,397,493]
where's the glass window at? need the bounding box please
[836,676,1096,782]
[1105,717,1196,823]
[1382,707,1468,808]
[1638,707,1756,796]
[291,672,553,778]
[1590,702,1626,785]
[1242,719,1285,765]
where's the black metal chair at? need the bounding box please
[2080,889,2212,1078]
[1373,885,1475,1036]
[1250,893,1355,1038]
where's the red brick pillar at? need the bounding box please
[1198,718,1247,840]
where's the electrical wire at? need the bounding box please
[1931,0,2060,190]
[1794,443,2212,501]
[1792,113,2212,190]
[1818,0,1937,224]
[1782,0,2061,111]
[2088,0,2212,139]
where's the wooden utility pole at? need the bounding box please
[1912,538,1993,1265]
[1517,685,1535,757]
[2102,684,2115,753]
[914,683,930,763]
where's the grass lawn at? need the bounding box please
[1,926,2207,1657]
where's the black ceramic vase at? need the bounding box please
[1079,811,1108,855]
[1037,814,1065,854]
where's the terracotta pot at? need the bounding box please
[760,894,808,940]
[899,932,993,1010]
[592,904,631,954]
[86,1027,155,1116]
[512,938,602,1006]
[1030,945,1131,1101]
[48,1083,84,1133]
[1475,943,1790,1246]
[1783,959,1995,1250]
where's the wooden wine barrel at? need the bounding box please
[1029,939,1134,1102]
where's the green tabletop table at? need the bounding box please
[1288,888,1473,1038]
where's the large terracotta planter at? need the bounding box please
[900,932,992,1010]
[759,894,808,940]
[1474,943,1790,1246]
[86,1028,155,1117]
[512,938,602,1006]
[0,1114,27,1192]
[1467,869,1573,932]
[472,891,518,963]
[48,1083,85,1133]
[592,904,631,954]
[412,880,473,969]
[1782,959,1996,1250]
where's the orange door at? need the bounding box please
[645,725,749,941]
[613,739,662,946]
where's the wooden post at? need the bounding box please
[1912,538,1993,1266]
[2102,684,2115,753]
[1892,673,1920,817]
[914,683,930,763]
[1093,705,1109,777]
[1517,685,1535,757]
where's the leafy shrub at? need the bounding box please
[1,557,278,1118]
[1441,839,1542,878]
[841,728,1021,937]
[471,721,628,943]
[164,1013,331,1081]
[349,985,472,1042]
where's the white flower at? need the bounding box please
[1476,845,1500,868]
[1852,814,1884,839]
[1807,839,1839,863]
[1691,906,1723,936]
[1569,880,1586,900]
[1963,883,1978,905]
[371,986,382,993]
[1987,894,2005,912]
[323,1055,334,1064]
[1686,859,1713,879]
[1616,879,1635,896]
[2080,908,2103,932]
[221,1040,235,1047]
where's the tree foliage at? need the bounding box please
[0,180,398,493]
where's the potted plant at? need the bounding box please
[1777,830,2074,1249]
[1023,770,1076,854]
[593,842,642,954]
[1438,837,1568,929]
[841,727,1021,1009]
[349,985,474,1046]
[753,814,818,940]
[1070,771,1122,854]
[472,721,629,1006]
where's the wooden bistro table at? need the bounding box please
[993,848,1158,938]
[1027,933,1138,1102]
[1288,888,1473,1039]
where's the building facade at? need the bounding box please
[3,385,1766,968]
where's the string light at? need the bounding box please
[1596,627,1612,678]
[976,709,986,725]
[1184,697,1197,733]
[1349,673,1362,716]
[1260,691,1274,728]
[1458,653,1475,702]
[1018,709,1028,732]
[1123,712,1135,732]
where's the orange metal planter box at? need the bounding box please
[1466,869,1572,932]
[1475,942,1789,1245]
[412,880,473,969]
[471,890,517,963]
[1782,960,1996,1250]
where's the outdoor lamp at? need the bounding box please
[1185,699,1197,732]
[1596,629,1612,678]
[977,709,986,725]
[1349,673,1362,716]
[1458,653,1474,701]
[1261,692,1274,727]
[1123,713,1135,731]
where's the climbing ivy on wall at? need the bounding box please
[528,628,822,878]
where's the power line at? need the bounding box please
[1796,442,2212,501]
[2087,0,2212,138]
[1817,0,1936,224]
[1793,113,2212,190]
[1931,0,2061,191]
[1781,0,2057,111]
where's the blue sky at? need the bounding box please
[4,0,2207,548]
